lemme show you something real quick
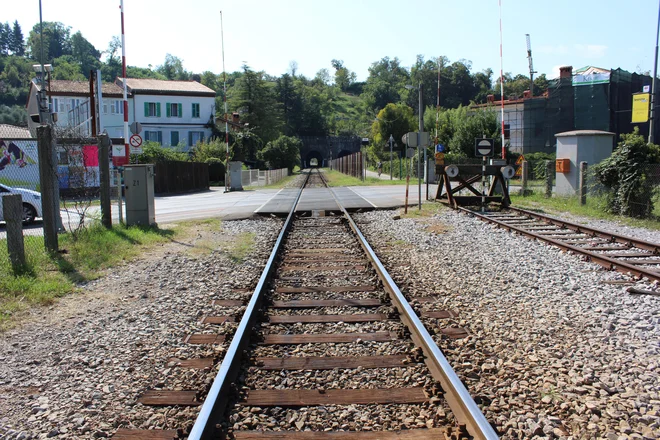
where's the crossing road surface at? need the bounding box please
[0,184,434,238]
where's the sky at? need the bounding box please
[6,0,660,83]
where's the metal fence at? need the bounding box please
[329,152,364,180]
[241,168,289,187]
[154,161,209,194]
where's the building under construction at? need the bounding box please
[474,66,658,154]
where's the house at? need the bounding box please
[115,78,216,150]
[26,79,126,138]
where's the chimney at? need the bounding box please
[559,66,573,79]
[487,94,495,104]
[232,112,240,125]
[523,90,531,99]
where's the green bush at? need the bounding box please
[593,127,660,218]
[258,135,301,173]
[131,142,188,163]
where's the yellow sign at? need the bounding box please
[632,93,650,123]
[435,152,445,165]
[514,154,525,176]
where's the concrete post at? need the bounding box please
[4,194,25,270]
[520,161,529,196]
[37,125,58,253]
[545,160,553,198]
[98,134,112,228]
[579,161,588,205]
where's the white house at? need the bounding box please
[26,79,128,138]
[115,78,215,150]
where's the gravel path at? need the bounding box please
[0,217,282,439]
[355,207,660,439]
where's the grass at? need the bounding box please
[323,169,408,187]
[510,192,660,231]
[0,223,175,330]
[397,201,448,219]
[225,232,255,263]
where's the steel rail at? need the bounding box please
[188,170,310,440]
[507,206,660,254]
[459,207,660,282]
[322,173,498,440]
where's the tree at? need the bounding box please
[132,142,188,163]
[0,23,10,56]
[593,127,660,218]
[26,21,72,63]
[331,59,356,92]
[52,55,85,80]
[369,103,415,160]
[258,135,301,172]
[229,64,282,143]
[156,54,190,80]
[101,36,122,82]
[70,31,100,77]
[361,57,410,111]
[9,21,25,56]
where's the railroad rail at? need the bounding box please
[116,169,498,439]
[459,205,660,283]
[188,169,497,439]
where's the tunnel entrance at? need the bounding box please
[304,150,324,168]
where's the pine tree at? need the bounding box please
[0,22,9,56]
[10,20,25,56]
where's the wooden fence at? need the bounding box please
[154,161,209,194]
[329,152,364,180]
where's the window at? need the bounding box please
[503,124,511,140]
[189,131,204,146]
[110,100,123,115]
[166,103,182,118]
[144,102,161,117]
[144,131,162,144]
[102,100,108,114]
[192,103,200,118]
[170,131,179,146]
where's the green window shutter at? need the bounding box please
[156,103,161,117]
[171,131,179,146]
[166,103,171,118]
[178,103,182,118]
[188,131,193,146]
[157,131,162,144]
[144,102,149,117]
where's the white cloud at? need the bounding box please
[574,44,607,59]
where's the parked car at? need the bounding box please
[0,183,43,224]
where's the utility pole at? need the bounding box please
[525,34,536,97]
[418,83,423,210]
[650,0,660,144]
[389,134,394,180]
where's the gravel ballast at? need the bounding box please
[355,207,660,440]
[0,217,282,439]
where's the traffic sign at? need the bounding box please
[435,144,445,153]
[406,147,415,158]
[435,152,445,165]
[129,134,143,148]
[514,154,525,176]
[475,138,494,157]
[402,132,430,148]
[130,121,143,135]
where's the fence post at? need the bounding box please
[519,161,529,196]
[4,194,26,271]
[545,160,553,198]
[98,133,112,228]
[37,125,58,253]
[579,161,588,205]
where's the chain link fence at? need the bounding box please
[0,124,46,271]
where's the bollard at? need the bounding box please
[579,161,588,205]
[519,161,529,196]
[545,160,553,198]
[4,194,26,271]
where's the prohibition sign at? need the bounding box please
[129,134,143,148]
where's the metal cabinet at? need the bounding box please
[124,164,156,226]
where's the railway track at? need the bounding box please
[459,205,660,283]
[115,169,498,439]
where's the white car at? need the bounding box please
[0,183,43,224]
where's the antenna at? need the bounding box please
[525,34,537,97]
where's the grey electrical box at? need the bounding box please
[124,164,156,226]
[229,161,243,191]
